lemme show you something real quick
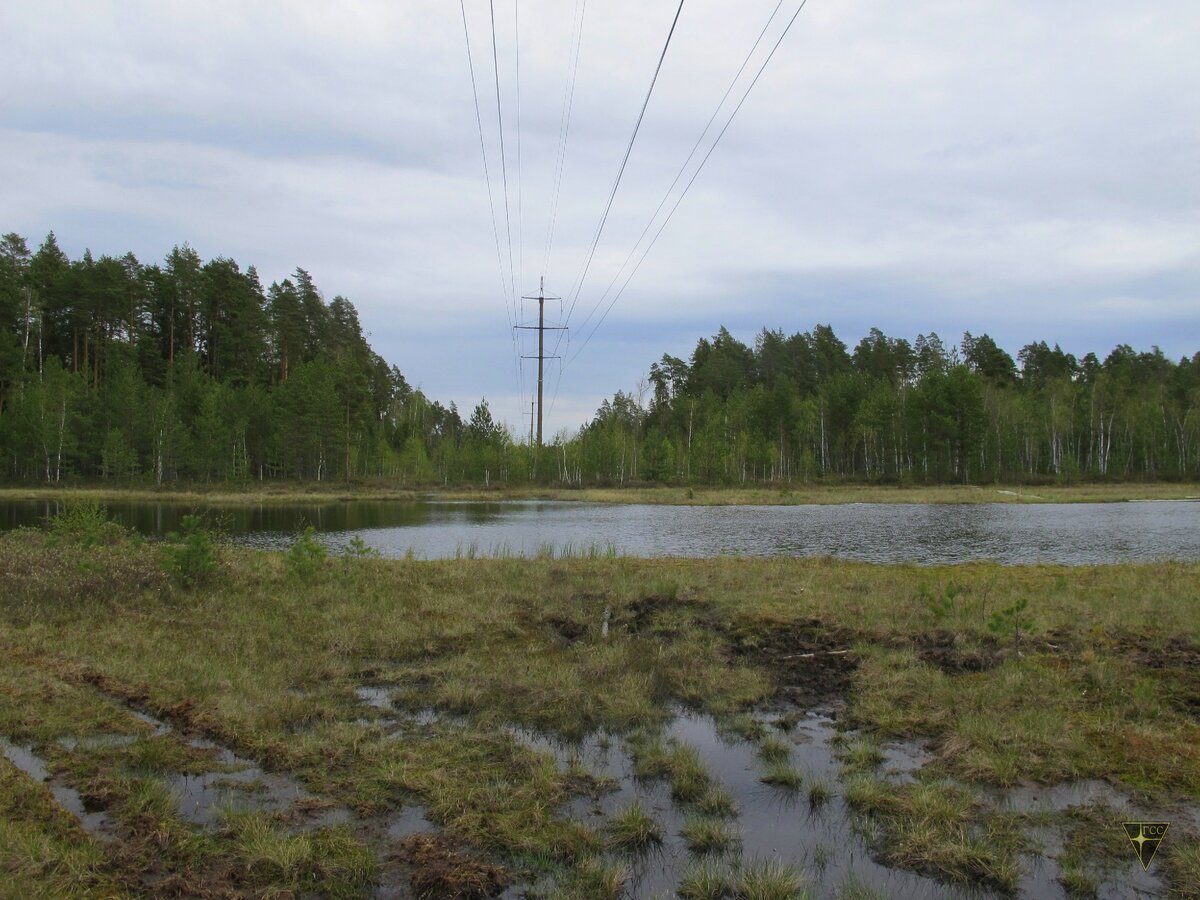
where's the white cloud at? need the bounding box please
[1,0,1197,429]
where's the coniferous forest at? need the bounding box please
[1,232,1197,487]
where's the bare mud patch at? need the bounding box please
[397,833,510,899]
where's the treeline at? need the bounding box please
[2,231,1197,487]
[566,326,1200,485]
[0,232,516,484]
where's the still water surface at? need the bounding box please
[2,498,1198,564]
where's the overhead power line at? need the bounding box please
[488,0,518,311]
[543,0,687,420]
[542,0,588,281]
[458,0,521,389]
[573,0,786,339]
[514,0,524,295]
[561,0,687,326]
[568,0,811,369]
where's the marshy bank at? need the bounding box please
[3,480,1200,509]
[1,513,1199,897]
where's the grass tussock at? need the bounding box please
[759,760,804,790]
[836,739,885,775]
[628,734,714,804]
[224,811,377,896]
[605,802,662,850]
[806,780,832,808]
[694,783,738,819]
[681,815,740,854]
[843,776,1023,891]
[678,857,735,899]
[756,735,792,763]
[552,854,627,900]
[718,712,767,743]
[1058,866,1099,897]
[734,858,809,899]
[835,874,887,899]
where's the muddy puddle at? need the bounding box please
[173,735,352,829]
[996,781,1171,899]
[76,696,352,831]
[550,713,1183,899]
[6,692,361,835]
[355,683,1189,899]
[356,686,974,897]
[355,685,440,728]
[1,737,115,839]
[522,711,985,899]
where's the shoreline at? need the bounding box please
[0,481,1198,507]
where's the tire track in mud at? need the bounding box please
[1,649,461,898]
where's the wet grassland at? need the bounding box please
[1,517,1199,898]
[3,480,1200,509]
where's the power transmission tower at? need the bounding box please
[515,277,565,449]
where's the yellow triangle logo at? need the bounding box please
[1123,822,1169,870]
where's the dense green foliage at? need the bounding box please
[0,232,508,484]
[567,326,1200,485]
[1,231,1196,486]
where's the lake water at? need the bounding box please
[2,497,1198,564]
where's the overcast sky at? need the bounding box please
[2,0,1197,434]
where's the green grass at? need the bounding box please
[1059,865,1099,897]
[807,780,832,807]
[223,811,377,896]
[605,802,662,850]
[849,647,1200,794]
[694,783,738,818]
[669,745,714,803]
[759,760,804,790]
[836,739,885,775]
[681,815,740,854]
[629,734,714,804]
[0,658,150,745]
[551,855,627,900]
[678,857,735,899]
[1053,801,1137,895]
[756,734,792,763]
[1163,835,1200,899]
[843,776,1023,890]
[0,757,120,898]
[734,858,809,899]
[1,522,1199,895]
[718,712,767,743]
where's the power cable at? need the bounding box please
[544,0,687,420]
[569,0,810,368]
[561,0,687,326]
[458,0,521,390]
[488,0,518,312]
[573,0,786,338]
[542,0,587,281]
[514,0,524,295]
